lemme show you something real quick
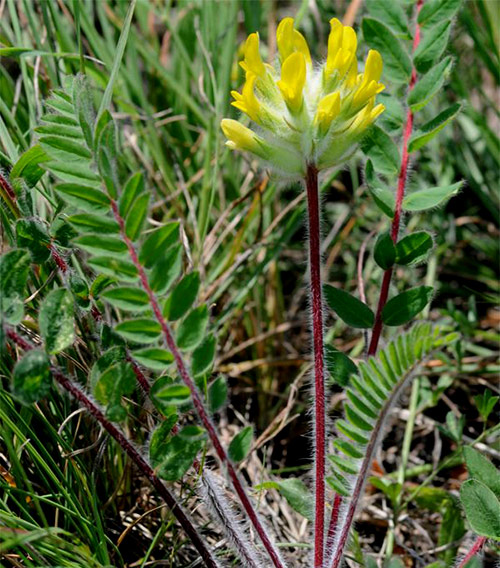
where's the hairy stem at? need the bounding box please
[368,0,424,357]
[305,163,326,568]
[6,328,220,568]
[457,536,487,567]
[109,199,286,568]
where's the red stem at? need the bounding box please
[305,164,326,568]
[6,329,220,568]
[325,493,342,549]
[49,243,69,273]
[0,172,17,201]
[368,0,424,357]
[108,200,285,568]
[457,536,487,567]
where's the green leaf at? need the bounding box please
[395,231,433,265]
[132,347,173,371]
[73,234,128,256]
[365,0,410,38]
[377,93,405,132]
[95,118,118,197]
[360,126,400,175]
[12,350,52,405]
[0,249,31,322]
[88,256,138,282]
[403,181,462,211]
[10,145,50,187]
[413,20,451,73]
[474,389,499,422]
[324,285,375,329]
[125,193,150,241]
[90,274,115,298]
[67,213,120,234]
[39,288,75,354]
[192,334,216,377]
[69,275,90,309]
[150,244,182,294]
[362,18,412,83]
[460,479,500,540]
[73,74,95,149]
[463,447,500,499]
[55,183,109,213]
[94,362,136,422]
[40,135,92,161]
[115,319,162,344]
[176,305,209,351]
[41,161,100,187]
[418,0,462,28]
[16,219,51,263]
[167,272,200,321]
[101,287,150,311]
[369,477,402,504]
[381,286,433,326]
[152,382,191,406]
[325,346,358,387]
[374,231,396,269]
[228,426,253,462]
[409,103,461,153]
[150,423,205,482]
[208,376,227,413]
[119,172,144,219]
[150,376,175,414]
[139,223,180,268]
[264,478,313,521]
[408,56,453,112]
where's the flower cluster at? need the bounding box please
[221,17,385,178]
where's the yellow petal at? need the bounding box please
[315,92,341,130]
[277,18,312,64]
[293,30,312,64]
[221,119,261,153]
[364,50,383,84]
[242,33,266,78]
[342,26,357,54]
[277,52,306,113]
[230,75,262,122]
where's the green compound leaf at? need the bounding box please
[362,18,412,83]
[409,103,461,153]
[115,318,162,344]
[94,362,136,422]
[12,349,52,405]
[176,304,209,351]
[208,376,228,413]
[360,125,400,175]
[55,183,109,213]
[381,286,433,326]
[125,193,150,241]
[101,287,150,311]
[463,447,500,499]
[474,389,499,422]
[39,288,75,354]
[418,0,462,28]
[403,181,462,211]
[67,213,120,234]
[408,56,453,112]
[228,426,253,462]
[324,285,375,329]
[139,222,180,268]
[167,272,200,321]
[150,244,182,295]
[119,172,144,219]
[460,479,500,541]
[132,347,173,371]
[395,231,433,265]
[365,0,410,38]
[150,423,205,482]
[16,219,51,263]
[325,346,358,387]
[374,231,396,269]
[414,20,452,73]
[192,334,216,377]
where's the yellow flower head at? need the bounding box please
[222,17,385,177]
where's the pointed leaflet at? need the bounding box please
[39,288,75,354]
[115,319,162,344]
[324,285,375,328]
[418,0,462,28]
[463,447,500,499]
[73,235,128,256]
[413,21,452,73]
[139,222,180,268]
[166,272,200,321]
[365,161,395,218]
[10,145,50,187]
[208,376,228,413]
[192,334,216,377]
[119,172,144,218]
[403,182,462,211]
[176,304,209,351]
[55,183,109,213]
[360,125,400,175]
[67,213,120,234]
[395,231,433,265]
[365,0,410,38]
[408,57,453,112]
[101,287,150,311]
[132,348,174,370]
[150,245,182,294]
[125,193,150,241]
[381,286,433,326]
[88,256,138,282]
[460,479,500,540]
[325,346,358,387]
[228,426,253,462]
[409,103,461,153]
